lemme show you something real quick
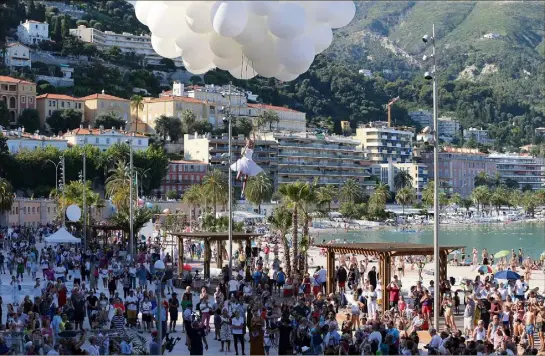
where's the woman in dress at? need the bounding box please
[230,134,263,198]
[250,310,265,355]
[219,308,231,352]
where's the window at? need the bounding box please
[101,102,104,108]
[138,139,142,145]
[67,102,71,108]
[106,138,110,144]
[23,207,26,214]
[29,97,33,104]
[32,207,35,213]
[52,101,56,107]
[8,85,16,91]
[48,110,51,116]
[95,138,99,144]
[48,207,50,214]
[21,96,25,103]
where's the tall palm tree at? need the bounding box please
[395,187,415,215]
[474,171,489,187]
[244,173,273,215]
[269,206,293,276]
[182,184,203,230]
[373,182,391,204]
[105,160,131,210]
[202,169,228,217]
[0,178,14,226]
[394,170,413,190]
[278,182,310,276]
[317,185,337,214]
[300,181,318,272]
[339,178,364,203]
[130,94,144,132]
[471,185,491,212]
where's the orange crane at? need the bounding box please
[387,96,400,127]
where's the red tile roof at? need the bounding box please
[26,20,45,24]
[0,76,35,85]
[79,93,129,101]
[36,94,82,101]
[64,128,146,137]
[6,42,28,48]
[247,103,301,113]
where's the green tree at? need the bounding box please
[189,75,202,85]
[166,190,179,200]
[154,115,182,142]
[106,46,122,62]
[474,171,489,187]
[159,57,176,71]
[395,186,415,215]
[394,170,413,190]
[490,187,508,214]
[422,181,435,207]
[94,112,125,129]
[105,160,131,210]
[52,15,62,42]
[471,185,491,212]
[202,169,227,217]
[316,185,337,214]
[0,101,9,127]
[269,206,292,276]
[17,109,41,133]
[339,202,367,221]
[259,110,280,131]
[63,109,82,130]
[193,120,213,135]
[232,117,253,137]
[0,178,14,226]
[461,198,474,213]
[61,15,70,39]
[46,110,65,133]
[54,180,102,222]
[503,178,519,190]
[244,173,273,215]
[180,109,196,134]
[130,94,144,131]
[109,207,152,236]
[373,182,391,205]
[449,193,462,206]
[338,178,364,203]
[182,184,204,230]
[521,191,539,217]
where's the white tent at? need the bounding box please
[45,227,81,244]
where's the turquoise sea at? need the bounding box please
[315,221,545,259]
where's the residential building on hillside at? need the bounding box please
[409,110,432,127]
[247,103,306,132]
[69,25,183,66]
[159,160,208,197]
[463,127,494,145]
[1,127,68,153]
[260,131,371,188]
[370,162,428,200]
[4,42,31,69]
[36,64,74,88]
[184,133,279,190]
[36,93,84,127]
[17,20,49,45]
[421,147,497,197]
[0,76,37,125]
[438,117,460,138]
[63,125,148,151]
[355,121,414,163]
[6,198,57,227]
[487,153,545,191]
[80,91,130,126]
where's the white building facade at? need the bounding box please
[355,122,414,163]
[4,42,31,68]
[370,162,428,200]
[17,20,49,45]
[486,153,545,191]
[464,127,494,145]
[63,126,149,151]
[1,127,67,153]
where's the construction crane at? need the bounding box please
[387,96,400,127]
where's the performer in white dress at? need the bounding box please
[230,135,263,198]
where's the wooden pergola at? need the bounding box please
[170,232,263,278]
[314,242,464,313]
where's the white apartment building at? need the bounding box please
[4,42,31,68]
[1,127,67,153]
[409,110,432,127]
[370,162,428,200]
[486,153,545,191]
[355,122,414,163]
[464,127,494,145]
[69,25,183,66]
[63,125,149,151]
[17,20,49,45]
[438,117,461,142]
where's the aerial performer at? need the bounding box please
[231,131,263,198]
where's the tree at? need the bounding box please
[269,206,292,277]
[105,160,131,210]
[189,75,202,85]
[17,109,40,133]
[46,110,64,133]
[471,185,491,212]
[106,46,122,62]
[154,115,182,142]
[316,185,337,214]
[461,198,474,213]
[166,190,179,200]
[0,101,9,127]
[373,182,391,204]
[0,178,14,226]
[130,94,144,131]
[394,170,413,190]
[193,120,213,135]
[395,187,415,215]
[503,178,519,190]
[339,202,367,221]
[180,109,196,134]
[232,117,253,137]
[63,109,82,130]
[202,169,227,217]
[60,15,70,39]
[52,15,62,42]
[258,110,280,131]
[474,171,489,187]
[182,184,204,230]
[338,178,364,203]
[159,58,176,71]
[54,180,102,222]
[244,173,273,215]
[422,181,435,207]
[109,207,152,235]
[521,191,539,217]
[449,193,462,206]
[490,187,508,214]
[46,109,82,133]
[94,112,125,129]
[522,184,533,192]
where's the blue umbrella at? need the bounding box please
[494,270,521,280]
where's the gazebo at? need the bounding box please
[314,242,464,313]
[170,232,264,277]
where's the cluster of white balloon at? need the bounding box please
[132,1,356,82]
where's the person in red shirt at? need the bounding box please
[386,281,401,310]
[113,298,125,312]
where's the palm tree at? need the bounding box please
[394,170,413,190]
[338,178,364,203]
[278,182,310,276]
[449,193,462,206]
[395,187,415,215]
[244,173,273,215]
[471,185,491,212]
[0,178,14,226]
[105,160,131,210]
[373,182,391,204]
[130,94,144,132]
[202,169,228,217]
[269,206,293,276]
[422,181,435,207]
[317,185,337,215]
[474,171,489,187]
[182,184,203,230]
[300,180,318,271]
[461,198,474,214]
[260,110,280,131]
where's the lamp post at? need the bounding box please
[422,23,440,329]
[127,138,134,260]
[154,259,166,346]
[44,159,61,192]
[226,83,233,280]
[60,154,66,227]
[79,140,88,250]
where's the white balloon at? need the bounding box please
[234,14,269,47]
[242,34,275,63]
[248,1,276,16]
[308,23,333,54]
[245,37,281,78]
[209,33,243,59]
[252,58,282,78]
[275,67,299,82]
[161,0,186,8]
[151,35,182,59]
[183,43,214,66]
[183,59,215,74]
[186,1,214,34]
[229,60,257,80]
[328,1,356,29]
[301,1,334,23]
[66,204,82,222]
[213,1,249,38]
[267,2,307,39]
[212,55,240,70]
[175,32,210,58]
[276,34,315,75]
[147,3,188,39]
[134,1,152,25]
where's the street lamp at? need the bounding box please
[422,23,440,329]
[59,154,66,227]
[154,259,166,344]
[44,159,61,191]
[126,138,134,260]
[79,139,87,249]
[224,83,234,280]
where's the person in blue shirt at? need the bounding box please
[253,269,263,286]
[120,335,133,355]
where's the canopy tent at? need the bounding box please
[45,227,81,244]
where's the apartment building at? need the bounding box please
[36,93,84,127]
[247,103,306,132]
[464,127,494,145]
[409,110,432,127]
[140,96,212,133]
[184,133,279,190]
[370,162,428,200]
[17,20,49,45]
[355,121,414,163]
[487,153,545,191]
[421,147,497,197]
[2,127,68,153]
[69,25,183,66]
[4,42,31,69]
[5,198,58,227]
[260,131,371,188]
[438,117,460,138]
[63,126,148,151]
[80,92,130,125]
[0,76,37,125]
[159,160,208,196]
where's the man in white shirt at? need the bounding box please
[231,310,245,355]
[498,283,508,301]
[87,337,100,356]
[228,276,239,298]
[515,277,528,300]
[125,290,139,327]
[54,264,66,282]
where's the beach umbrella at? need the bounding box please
[494,250,510,259]
[182,264,192,272]
[449,250,461,255]
[494,270,520,280]
[478,265,494,274]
